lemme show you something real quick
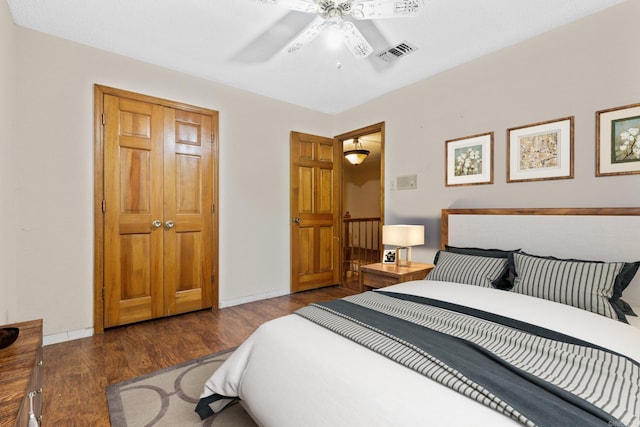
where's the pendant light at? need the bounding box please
[344,137,370,165]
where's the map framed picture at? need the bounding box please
[507,116,574,183]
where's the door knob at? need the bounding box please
[152,220,162,229]
[165,220,175,229]
[292,217,301,225]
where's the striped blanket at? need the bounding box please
[295,291,640,427]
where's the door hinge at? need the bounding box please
[102,287,105,301]
[101,113,105,126]
[211,204,215,214]
[102,200,106,212]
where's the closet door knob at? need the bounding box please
[165,220,175,229]
[152,220,162,229]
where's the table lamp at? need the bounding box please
[382,225,424,267]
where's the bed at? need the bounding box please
[197,208,640,427]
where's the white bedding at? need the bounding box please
[629,310,640,328]
[200,281,640,427]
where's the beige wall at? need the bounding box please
[10,27,332,338]
[3,0,639,340]
[334,0,640,264]
[0,0,17,324]
[343,158,381,218]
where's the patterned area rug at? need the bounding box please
[106,349,257,426]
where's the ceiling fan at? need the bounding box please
[257,0,424,59]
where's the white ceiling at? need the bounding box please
[6,0,625,114]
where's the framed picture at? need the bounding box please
[445,132,494,186]
[382,249,396,265]
[596,102,640,177]
[507,116,574,183]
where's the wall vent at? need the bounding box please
[377,41,418,63]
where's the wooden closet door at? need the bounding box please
[103,97,214,328]
[163,108,213,315]
[96,85,218,331]
[104,95,165,327]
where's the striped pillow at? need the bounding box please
[426,251,508,288]
[511,253,624,320]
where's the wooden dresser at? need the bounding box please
[0,319,43,426]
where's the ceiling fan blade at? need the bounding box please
[256,0,320,14]
[351,0,424,19]
[284,17,327,54]
[340,21,373,59]
[231,12,316,63]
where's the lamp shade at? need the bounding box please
[344,137,370,165]
[344,150,369,165]
[382,225,424,247]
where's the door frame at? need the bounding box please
[93,85,220,333]
[335,122,385,284]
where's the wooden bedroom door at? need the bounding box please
[290,131,341,292]
[101,90,216,328]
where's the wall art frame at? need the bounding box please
[445,132,494,187]
[596,102,640,177]
[507,116,574,183]
[382,249,396,265]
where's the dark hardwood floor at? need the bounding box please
[43,285,355,426]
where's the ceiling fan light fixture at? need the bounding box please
[325,17,344,49]
[344,138,370,165]
[270,0,423,59]
[352,0,424,19]
[394,0,423,15]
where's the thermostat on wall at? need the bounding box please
[397,174,417,190]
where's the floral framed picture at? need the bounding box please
[507,116,574,183]
[596,102,640,177]
[445,132,494,186]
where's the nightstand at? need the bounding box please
[359,262,435,292]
